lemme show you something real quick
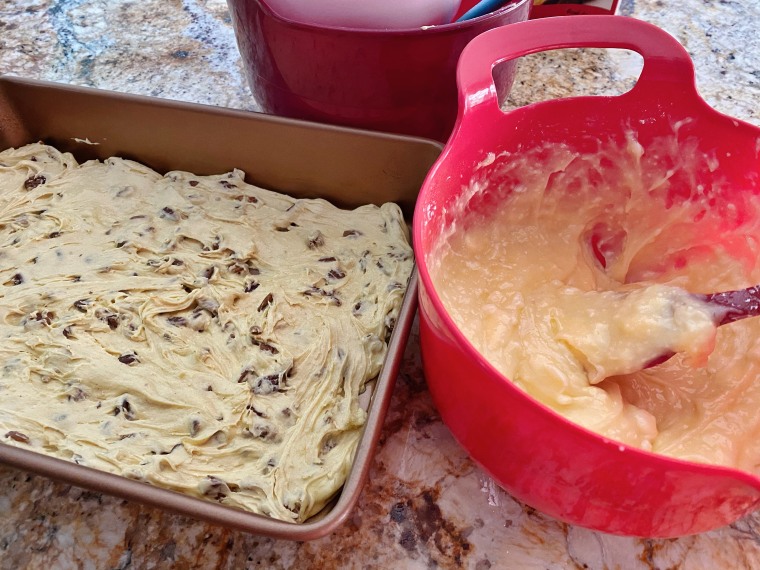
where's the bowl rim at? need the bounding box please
[253,0,533,35]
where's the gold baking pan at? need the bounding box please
[0,76,441,540]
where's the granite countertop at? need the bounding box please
[1,1,760,568]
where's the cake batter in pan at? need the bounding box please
[0,76,441,540]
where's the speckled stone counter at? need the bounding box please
[1,1,760,569]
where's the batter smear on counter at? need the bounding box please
[0,143,413,522]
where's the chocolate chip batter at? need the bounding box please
[0,143,413,522]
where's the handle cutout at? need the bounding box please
[494,47,644,110]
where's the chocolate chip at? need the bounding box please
[167,316,187,327]
[275,226,289,232]
[115,240,127,248]
[308,231,325,249]
[24,175,46,190]
[189,180,199,187]
[31,310,55,325]
[302,287,342,307]
[160,206,178,220]
[118,352,139,365]
[202,475,230,500]
[5,431,30,444]
[73,299,90,312]
[249,325,263,336]
[62,326,75,339]
[238,367,254,383]
[257,293,273,312]
[228,262,246,275]
[318,257,336,262]
[343,229,362,237]
[251,424,271,439]
[120,399,136,420]
[6,273,23,286]
[320,437,337,455]
[246,404,267,418]
[219,180,236,189]
[233,194,258,203]
[252,373,281,395]
[328,269,346,280]
[385,316,397,339]
[67,387,87,402]
[47,231,62,239]
[252,339,278,354]
[190,418,201,436]
[95,309,120,330]
[243,280,259,293]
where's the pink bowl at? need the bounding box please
[226,0,532,141]
[413,15,760,537]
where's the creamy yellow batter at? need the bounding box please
[431,133,760,473]
[0,142,413,522]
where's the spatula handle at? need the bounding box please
[701,286,760,326]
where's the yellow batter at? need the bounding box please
[431,133,760,474]
[0,142,413,522]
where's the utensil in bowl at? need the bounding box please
[642,284,760,369]
[226,0,531,142]
[456,0,512,22]
[413,15,760,537]
[264,0,462,29]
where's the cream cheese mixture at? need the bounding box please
[431,133,760,473]
[0,143,413,522]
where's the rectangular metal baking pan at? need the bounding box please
[0,76,442,540]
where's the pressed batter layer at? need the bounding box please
[431,133,760,474]
[0,143,413,522]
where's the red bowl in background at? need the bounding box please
[531,0,619,18]
[226,0,531,141]
[413,15,760,538]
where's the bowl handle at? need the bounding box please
[456,15,697,119]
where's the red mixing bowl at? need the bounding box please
[226,0,531,141]
[413,15,760,537]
